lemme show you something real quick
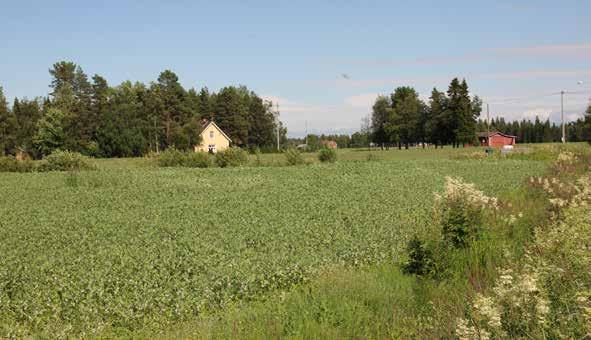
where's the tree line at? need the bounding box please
[370,78,482,149]
[476,116,590,143]
[0,61,286,158]
[364,77,591,148]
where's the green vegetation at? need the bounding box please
[214,147,249,167]
[0,147,551,338]
[317,147,337,163]
[284,148,305,166]
[155,147,212,168]
[365,79,591,150]
[0,155,36,173]
[38,150,95,171]
[0,61,286,159]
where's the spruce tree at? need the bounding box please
[0,87,17,155]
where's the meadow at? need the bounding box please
[0,147,550,337]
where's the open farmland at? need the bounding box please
[0,150,547,336]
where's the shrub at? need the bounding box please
[156,147,186,167]
[402,234,435,276]
[0,156,36,172]
[183,152,211,168]
[318,147,337,163]
[215,147,248,168]
[434,177,497,248]
[285,148,305,166]
[38,150,95,172]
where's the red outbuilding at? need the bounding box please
[477,132,516,147]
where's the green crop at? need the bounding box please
[0,157,546,337]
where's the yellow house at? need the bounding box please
[194,120,232,153]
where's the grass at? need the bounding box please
[0,145,559,337]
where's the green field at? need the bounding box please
[0,148,548,337]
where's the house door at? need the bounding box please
[208,144,216,153]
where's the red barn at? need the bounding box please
[477,132,516,147]
[321,140,338,149]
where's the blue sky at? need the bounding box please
[1,0,590,136]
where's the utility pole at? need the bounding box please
[275,103,280,151]
[486,103,490,142]
[561,90,565,143]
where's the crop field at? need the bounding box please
[0,149,548,336]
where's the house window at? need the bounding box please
[208,144,216,153]
[210,131,214,139]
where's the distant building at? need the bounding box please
[194,120,232,153]
[477,131,516,147]
[321,140,338,149]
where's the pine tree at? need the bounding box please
[583,102,591,144]
[370,95,393,149]
[426,88,449,148]
[0,87,18,155]
[13,97,42,155]
[390,86,422,149]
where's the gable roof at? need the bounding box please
[200,120,232,142]
[477,131,516,138]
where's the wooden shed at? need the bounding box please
[477,132,516,147]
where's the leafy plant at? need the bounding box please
[38,150,95,171]
[318,147,337,163]
[402,234,435,276]
[183,151,211,168]
[0,156,36,172]
[285,148,305,166]
[215,147,248,168]
[156,147,186,167]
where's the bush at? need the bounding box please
[215,147,248,168]
[0,156,37,172]
[318,147,337,163]
[402,234,435,276]
[434,177,497,248]
[38,150,95,172]
[156,147,186,167]
[285,148,305,166]
[183,152,211,168]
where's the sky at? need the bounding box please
[1,0,590,137]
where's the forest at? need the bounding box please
[363,78,591,148]
[0,61,286,158]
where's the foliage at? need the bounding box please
[284,148,305,165]
[183,151,212,168]
[154,148,212,168]
[2,61,285,158]
[402,235,435,276]
[215,147,249,167]
[0,156,36,172]
[434,177,498,248]
[0,86,18,155]
[155,147,187,167]
[457,170,591,339]
[369,78,481,149]
[318,147,337,163]
[38,150,95,171]
[34,108,66,156]
[0,153,546,337]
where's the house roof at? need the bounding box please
[200,120,232,142]
[477,131,516,138]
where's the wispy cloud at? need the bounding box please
[489,43,591,57]
[322,42,591,67]
[485,69,591,80]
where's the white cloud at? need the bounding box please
[344,93,379,108]
[521,108,552,121]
